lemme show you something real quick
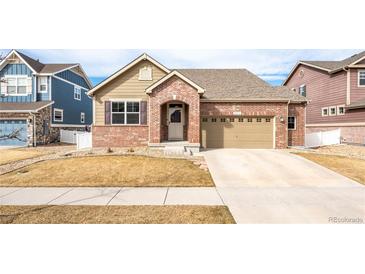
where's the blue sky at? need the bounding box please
[1,49,362,86]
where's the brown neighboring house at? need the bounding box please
[283,50,365,145]
[88,53,306,151]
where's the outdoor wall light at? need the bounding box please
[279,116,285,122]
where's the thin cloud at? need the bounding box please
[1,49,362,85]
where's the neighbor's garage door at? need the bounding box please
[201,117,274,149]
[0,120,28,147]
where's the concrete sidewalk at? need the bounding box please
[0,187,224,206]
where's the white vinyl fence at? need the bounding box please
[305,129,341,148]
[60,129,92,150]
[76,132,92,150]
[60,129,77,144]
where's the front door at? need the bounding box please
[168,104,184,140]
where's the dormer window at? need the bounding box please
[139,66,152,81]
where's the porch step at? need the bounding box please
[163,146,187,156]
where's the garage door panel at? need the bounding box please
[0,120,28,147]
[201,116,274,149]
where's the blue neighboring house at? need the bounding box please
[0,50,93,146]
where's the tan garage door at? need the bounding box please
[201,117,274,149]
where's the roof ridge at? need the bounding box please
[176,68,248,70]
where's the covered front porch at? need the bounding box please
[147,73,202,149]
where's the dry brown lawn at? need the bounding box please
[295,153,365,185]
[0,205,235,224]
[0,155,214,187]
[0,148,48,165]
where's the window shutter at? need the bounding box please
[26,77,32,94]
[140,101,147,125]
[0,78,6,94]
[105,101,111,125]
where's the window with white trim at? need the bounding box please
[299,85,306,97]
[54,108,63,122]
[329,106,336,116]
[138,66,152,81]
[321,107,329,116]
[81,112,85,123]
[359,71,365,86]
[111,101,140,125]
[288,116,296,130]
[38,76,48,93]
[337,105,345,115]
[4,76,28,95]
[74,86,81,101]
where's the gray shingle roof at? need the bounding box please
[301,50,365,72]
[15,50,76,74]
[0,101,53,112]
[40,64,77,74]
[176,69,306,102]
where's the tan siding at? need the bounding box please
[94,60,167,125]
[285,64,365,124]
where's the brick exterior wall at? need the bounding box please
[90,77,307,148]
[288,103,306,146]
[306,126,365,144]
[149,76,200,144]
[92,125,148,147]
[200,102,306,148]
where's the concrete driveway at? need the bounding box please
[202,149,365,224]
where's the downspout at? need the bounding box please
[287,100,290,148]
[29,111,36,147]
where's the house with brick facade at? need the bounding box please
[0,50,93,147]
[283,50,365,145]
[88,53,306,152]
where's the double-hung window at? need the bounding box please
[288,116,296,130]
[299,85,306,97]
[74,86,81,101]
[7,78,17,94]
[5,76,28,95]
[54,108,63,122]
[38,77,48,93]
[111,101,140,125]
[359,71,365,87]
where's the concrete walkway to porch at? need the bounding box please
[0,187,224,206]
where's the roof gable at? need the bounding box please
[88,53,170,96]
[0,50,92,88]
[145,70,205,94]
[283,50,365,85]
[0,50,43,73]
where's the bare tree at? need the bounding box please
[0,128,27,142]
